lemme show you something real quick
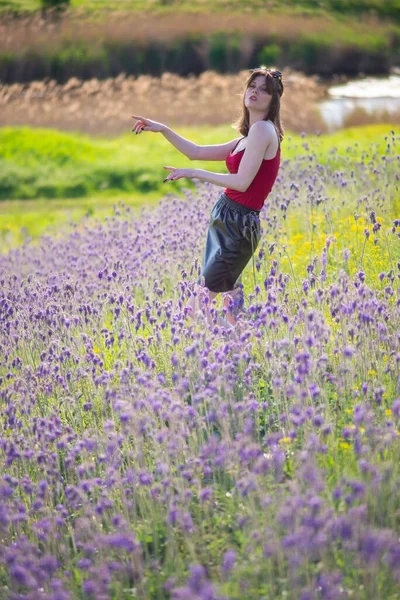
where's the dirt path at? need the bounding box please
[0,69,328,136]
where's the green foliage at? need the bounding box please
[0,126,214,200]
[1,27,398,83]
[258,43,282,68]
[40,0,69,9]
[290,34,332,71]
[2,0,400,20]
[52,42,109,80]
[286,29,394,74]
[208,32,243,73]
[325,0,400,21]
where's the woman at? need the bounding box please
[132,67,284,328]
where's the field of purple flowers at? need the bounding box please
[0,130,399,600]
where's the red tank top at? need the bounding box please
[224,137,281,211]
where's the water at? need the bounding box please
[319,74,400,130]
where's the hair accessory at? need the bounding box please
[250,67,282,81]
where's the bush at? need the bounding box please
[0,52,16,83]
[40,0,70,9]
[208,32,242,73]
[258,43,282,68]
[0,162,37,200]
[0,18,398,84]
[164,36,204,77]
[51,43,110,82]
[289,34,333,74]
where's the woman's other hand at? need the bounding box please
[163,166,197,182]
[132,115,166,134]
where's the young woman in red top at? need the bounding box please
[132,67,284,328]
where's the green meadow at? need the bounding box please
[1,123,399,253]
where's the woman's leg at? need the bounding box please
[222,285,244,326]
[184,284,234,330]
[185,284,217,318]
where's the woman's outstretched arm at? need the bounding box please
[132,115,197,159]
[164,121,273,192]
[132,115,242,161]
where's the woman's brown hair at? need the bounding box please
[234,68,284,141]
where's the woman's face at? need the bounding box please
[244,75,272,113]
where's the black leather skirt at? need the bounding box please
[198,192,261,293]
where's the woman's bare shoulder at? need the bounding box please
[249,120,275,138]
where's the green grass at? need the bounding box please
[1,0,400,19]
[0,125,245,200]
[1,123,397,198]
[1,123,398,252]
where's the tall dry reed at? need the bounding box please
[0,69,327,135]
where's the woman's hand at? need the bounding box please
[163,166,197,182]
[132,115,166,134]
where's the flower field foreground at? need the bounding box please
[0,131,400,600]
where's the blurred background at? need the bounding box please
[1,0,399,247]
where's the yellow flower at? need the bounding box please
[340,442,351,450]
[385,409,392,417]
[279,437,292,445]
